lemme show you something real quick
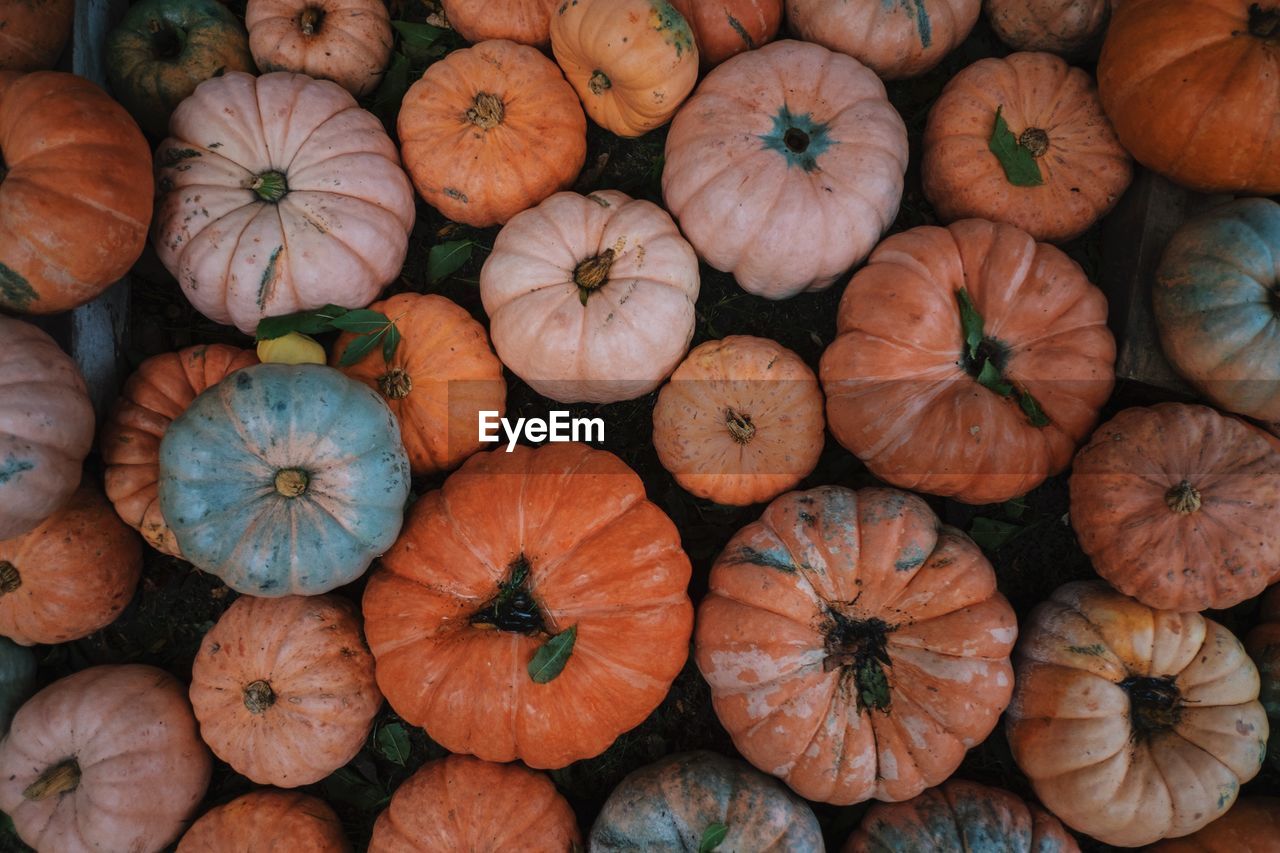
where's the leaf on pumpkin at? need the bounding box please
[375,722,411,766]
[370,52,411,124]
[256,304,349,339]
[989,106,1044,188]
[528,625,577,684]
[976,359,1014,397]
[699,823,729,853]
[392,20,449,64]
[382,324,402,363]
[331,308,392,334]
[855,657,891,712]
[428,239,473,284]
[956,287,983,361]
[337,330,383,367]
[1017,386,1052,428]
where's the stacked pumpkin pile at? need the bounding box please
[1,0,1278,850]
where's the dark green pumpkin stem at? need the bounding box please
[824,612,894,712]
[0,561,20,595]
[1121,675,1182,738]
[251,171,289,203]
[783,128,810,154]
[23,760,80,800]
[1249,4,1280,39]
[146,18,184,59]
[471,555,545,635]
[957,288,1050,428]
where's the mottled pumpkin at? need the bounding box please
[480,190,699,404]
[178,790,350,852]
[663,40,908,299]
[1154,198,1280,421]
[0,71,152,314]
[397,39,586,227]
[819,220,1115,504]
[0,637,34,735]
[363,443,693,769]
[247,0,393,97]
[653,336,825,507]
[0,0,73,70]
[158,364,410,596]
[0,317,94,539]
[1246,585,1280,772]
[985,0,1112,54]
[1006,581,1269,847]
[590,751,824,851]
[443,0,559,46]
[922,51,1131,242]
[369,755,580,851]
[0,665,212,853]
[1149,798,1280,852]
[153,71,415,334]
[668,0,782,67]
[695,486,1017,804]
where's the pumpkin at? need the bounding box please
[153,71,415,334]
[190,594,382,787]
[0,481,142,646]
[333,293,506,477]
[106,0,255,138]
[369,755,580,851]
[479,190,699,404]
[0,637,34,735]
[1149,798,1280,852]
[589,751,824,851]
[652,336,825,507]
[549,0,699,137]
[0,0,73,70]
[922,51,1132,243]
[1069,404,1280,612]
[844,779,1079,853]
[1246,585,1280,771]
[102,344,259,556]
[1006,581,1269,847]
[158,363,410,596]
[0,665,212,853]
[662,40,908,299]
[0,317,94,539]
[246,0,393,98]
[363,443,693,769]
[397,39,587,228]
[985,0,1112,54]
[668,0,782,67]
[819,220,1116,505]
[442,0,559,46]
[178,790,350,853]
[1098,1,1280,194]
[785,0,982,79]
[1153,198,1280,421]
[0,71,152,314]
[694,486,1018,804]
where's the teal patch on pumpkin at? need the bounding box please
[649,0,696,57]
[257,245,283,309]
[0,455,34,485]
[0,263,37,311]
[881,0,932,47]
[758,106,833,173]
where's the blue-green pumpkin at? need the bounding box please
[0,637,36,736]
[1154,197,1280,422]
[158,363,410,596]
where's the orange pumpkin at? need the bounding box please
[190,594,382,787]
[694,486,1018,804]
[0,0,73,70]
[101,344,259,557]
[363,443,693,769]
[0,481,142,646]
[1246,585,1280,772]
[1006,581,1269,847]
[668,0,782,67]
[985,0,1112,54]
[819,219,1115,505]
[397,39,586,227]
[0,71,152,314]
[652,336,825,507]
[369,755,580,851]
[922,51,1132,242]
[1069,404,1280,612]
[443,0,559,46]
[334,293,506,477]
[550,0,699,137]
[247,0,393,97]
[1097,1,1280,194]
[1148,798,1280,853]
[178,790,350,853]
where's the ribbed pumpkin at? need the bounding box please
[652,336,825,507]
[1246,585,1280,771]
[668,0,782,67]
[101,344,258,556]
[153,71,415,334]
[178,790,350,853]
[397,39,586,227]
[369,755,580,851]
[0,637,34,735]
[1070,404,1280,612]
[480,190,699,404]
[0,0,73,70]
[0,481,142,646]
[985,0,1112,54]
[1148,798,1280,852]
[363,443,694,769]
[550,0,699,137]
[662,40,908,299]
[819,220,1115,505]
[1154,198,1280,421]
[333,293,506,477]
[190,594,382,787]
[786,0,981,79]
[0,71,152,314]
[922,51,1131,242]
[589,751,824,851]
[0,665,212,853]
[158,364,410,596]
[246,0,393,97]
[443,0,559,46]
[844,779,1079,852]
[0,317,94,540]
[695,486,1018,804]
[1097,1,1280,194]
[1006,581,1269,847]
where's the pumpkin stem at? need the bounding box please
[466,92,506,130]
[378,367,413,400]
[147,18,184,60]
[1019,127,1050,158]
[299,6,324,35]
[725,408,756,444]
[824,612,894,713]
[783,128,810,154]
[275,468,310,497]
[470,555,545,635]
[0,561,20,594]
[1249,4,1280,39]
[243,680,276,714]
[588,70,612,95]
[574,249,615,302]
[251,171,289,203]
[23,760,80,801]
[1164,480,1202,514]
[1121,675,1182,737]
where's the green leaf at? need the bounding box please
[699,823,729,853]
[392,20,447,64]
[330,308,391,334]
[382,324,401,363]
[988,106,1044,188]
[337,330,383,367]
[1002,496,1028,521]
[1017,386,1051,428]
[956,287,983,361]
[855,657,891,712]
[528,625,577,684]
[371,51,411,123]
[375,722,411,766]
[969,516,1023,552]
[428,239,473,284]
[322,767,388,811]
[976,359,1013,397]
[256,304,349,340]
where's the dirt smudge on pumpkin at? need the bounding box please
[257,246,284,310]
[725,13,754,48]
[0,262,36,310]
[731,545,803,573]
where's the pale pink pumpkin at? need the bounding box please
[246,0,394,97]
